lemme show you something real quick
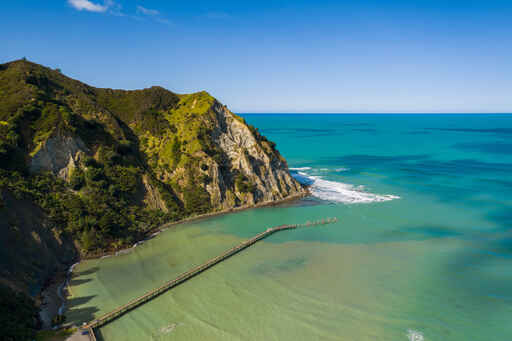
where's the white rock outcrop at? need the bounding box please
[30,135,88,180]
[205,102,304,209]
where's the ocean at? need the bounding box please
[67,114,512,340]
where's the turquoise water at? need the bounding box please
[68,114,512,340]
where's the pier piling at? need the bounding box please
[82,217,337,337]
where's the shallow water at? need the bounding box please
[68,114,512,340]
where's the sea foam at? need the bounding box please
[289,167,312,171]
[291,169,399,204]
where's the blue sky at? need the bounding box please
[2,1,512,113]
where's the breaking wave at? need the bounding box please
[289,167,312,171]
[291,168,399,204]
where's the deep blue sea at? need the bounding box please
[71,114,512,341]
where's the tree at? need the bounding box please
[171,136,181,166]
[183,181,211,214]
[80,229,97,251]
[235,173,256,193]
[69,168,85,190]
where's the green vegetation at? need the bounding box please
[35,328,75,341]
[0,59,291,254]
[0,60,192,253]
[0,159,173,252]
[2,58,295,277]
[248,123,277,151]
[0,284,38,341]
[0,58,297,340]
[235,172,257,193]
[183,180,211,214]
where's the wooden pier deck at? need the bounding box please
[82,217,337,338]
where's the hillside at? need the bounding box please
[0,59,305,338]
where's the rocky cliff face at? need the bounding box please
[30,135,88,180]
[0,59,305,257]
[24,98,303,211]
[207,102,302,208]
[0,59,305,336]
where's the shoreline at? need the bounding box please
[38,262,79,330]
[82,190,309,260]
[40,190,309,329]
[38,275,64,329]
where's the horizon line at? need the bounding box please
[237,112,512,115]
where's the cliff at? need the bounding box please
[0,59,305,294]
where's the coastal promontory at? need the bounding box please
[0,59,304,337]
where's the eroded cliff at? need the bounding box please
[0,60,305,293]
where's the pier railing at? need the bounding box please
[82,217,337,337]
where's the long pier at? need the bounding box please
[82,217,337,337]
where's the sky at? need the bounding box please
[2,1,512,113]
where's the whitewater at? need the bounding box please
[67,114,512,341]
[289,167,400,204]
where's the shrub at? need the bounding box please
[85,166,104,183]
[80,229,97,251]
[171,136,181,166]
[183,181,211,214]
[235,173,256,193]
[69,168,85,190]
[83,156,97,167]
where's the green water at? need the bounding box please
[68,114,512,340]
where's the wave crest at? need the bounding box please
[289,167,312,171]
[291,169,399,204]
